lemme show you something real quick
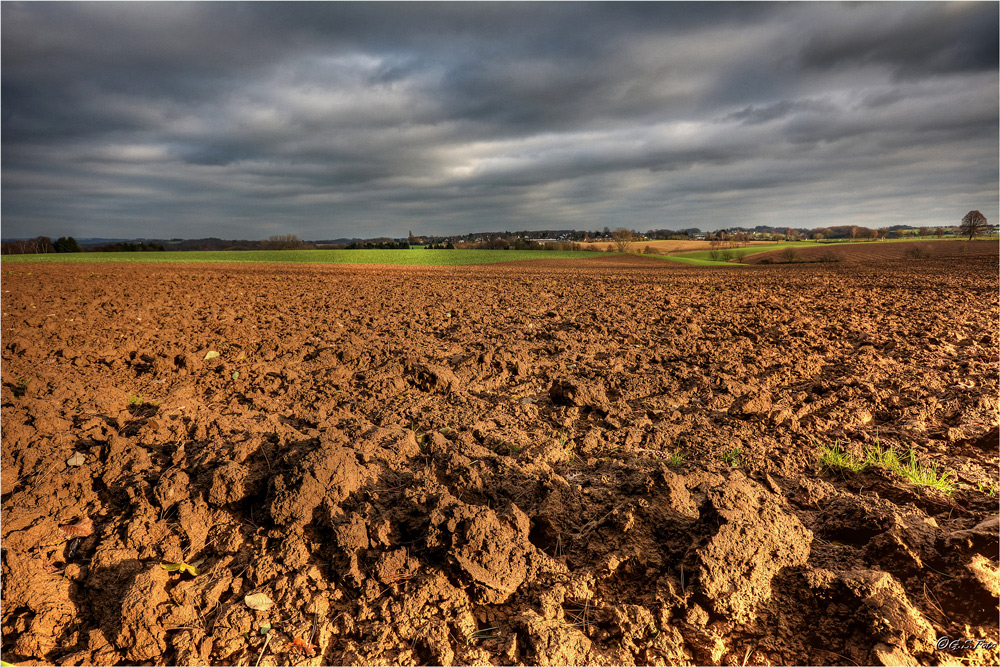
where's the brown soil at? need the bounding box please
[746,239,998,265]
[2,254,998,666]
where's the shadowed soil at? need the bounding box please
[2,253,998,666]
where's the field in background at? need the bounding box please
[3,238,995,267]
[745,239,998,264]
[656,238,999,266]
[0,248,595,265]
[656,241,818,265]
[577,239,775,253]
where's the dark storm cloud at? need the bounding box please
[799,2,999,77]
[2,1,996,240]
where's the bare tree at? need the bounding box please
[611,228,635,253]
[267,234,304,250]
[960,210,987,241]
[30,236,54,254]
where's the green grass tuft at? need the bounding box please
[818,442,868,473]
[891,446,955,494]
[818,436,955,495]
[720,446,741,467]
[667,450,686,467]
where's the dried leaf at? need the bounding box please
[58,517,93,539]
[204,350,220,360]
[160,561,200,576]
[288,636,317,657]
[66,452,86,467]
[244,592,275,611]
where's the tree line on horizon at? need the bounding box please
[2,213,992,255]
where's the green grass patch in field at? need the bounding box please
[650,241,819,266]
[817,437,955,495]
[0,248,597,266]
[667,241,819,263]
[653,254,736,267]
[659,237,997,267]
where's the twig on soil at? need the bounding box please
[410,622,430,651]
[27,460,60,494]
[812,647,860,666]
[160,504,179,524]
[256,630,272,667]
[922,562,959,580]
[307,601,319,646]
[570,502,628,540]
[565,598,592,630]
[200,601,222,634]
[922,582,953,626]
[260,444,272,472]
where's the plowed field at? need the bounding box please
[2,253,998,666]
[746,239,997,264]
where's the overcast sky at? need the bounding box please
[2,2,997,240]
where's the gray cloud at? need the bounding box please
[2,2,996,240]
[798,2,999,78]
[725,100,835,125]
